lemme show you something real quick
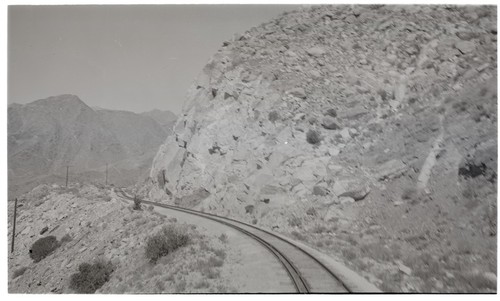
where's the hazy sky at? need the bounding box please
[8,5,298,114]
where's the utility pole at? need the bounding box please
[11,198,18,253]
[65,165,70,187]
[105,163,108,186]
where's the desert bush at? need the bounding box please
[244,205,254,214]
[312,224,328,234]
[133,196,142,210]
[288,216,302,227]
[291,230,307,241]
[29,236,60,262]
[145,225,189,263]
[342,248,357,260]
[306,207,317,216]
[12,267,28,279]
[268,111,280,122]
[218,233,228,243]
[401,187,418,200]
[69,260,114,293]
[306,129,322,145]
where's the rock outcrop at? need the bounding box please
[149,5,496,292]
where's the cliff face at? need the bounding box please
[149,5,497,292]
[151,4,496,216]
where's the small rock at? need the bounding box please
[324,108,337,117]
[21,226,31,235]
[445,271,455,279]
[338,185,370,201]
[312,186,328,196]
[397,261,412,275]
[39,226,49,235]
[306,47,326,57]
[477,63,489,72]
[339,196,355,204]
[482,272,497,286]
[288,87,307,99]
[340,128,351,140]
[79,247,87,253]
[456,31,477,41]
[321,116,341,130]
[455,40,476,54]
[436,280,444,290]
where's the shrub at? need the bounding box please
[306,129,322,145]
[218,233,228,243]
[29,236,60,262]
[306,207,317,216]
[69,260,114,293]
[291,230,307,241]
[145,225,189,263]
[401,187,418,201]
[133,196,142,211]
[288,216,302,227]
[268,111,280,122]
[342,248,357,260]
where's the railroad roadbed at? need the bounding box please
[118,190,381,293]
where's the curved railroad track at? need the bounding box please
[117,189,352,293]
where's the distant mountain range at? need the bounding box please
[8,94,176,198]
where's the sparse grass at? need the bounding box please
[456,238,474,255]
[359,242,393,262]
[69,260,114,293]
[458,272,497,292]
[401,187,418,200]
[194,280,210,289]
[346,236,358,246]
[174,279,187,293]
[145,225,189,263]
[29,236,60,263]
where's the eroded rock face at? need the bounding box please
[150,5,497,231]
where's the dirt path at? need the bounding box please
[150,204,296,293]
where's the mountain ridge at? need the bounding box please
[8,94,177,198]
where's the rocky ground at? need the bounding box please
[147,5,497,292]
[8,184,237,293]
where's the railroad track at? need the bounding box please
[117,189,350,293]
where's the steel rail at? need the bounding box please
[118,189,350,293]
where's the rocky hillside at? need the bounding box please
[8,184,234,293]
[149,5,497,292]
[8,95,176,197]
